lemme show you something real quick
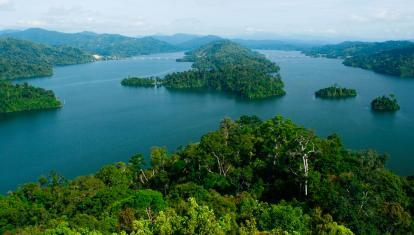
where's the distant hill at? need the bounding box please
[232,39,314,51]
[154,34,316,51]
[305,40,414,77]
[152,33,200,45]
[175,35,223,50]
[2,28,178,57]
[304,40,414,58]
[0,38,94,80]
[0,29,20,35]
[343,45,414,77]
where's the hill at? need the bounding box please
[305,41,414,77]
[233,39,314,51]
[2,28,178,57]
[343,45,414,77]
[152,33,200,45]
[0,38,94,80]
[1,115,413,234]
[175,35,223,50]
[162,40,285,99]
[304,40,414,59]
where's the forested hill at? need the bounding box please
[2,28,178,57]
[0,38,94,80]
[304,40,414,59]
[305,41,414,77]
[343,45,414,77]
[178,39,278,72]
[1,116,413,234]
[163,40,285,99]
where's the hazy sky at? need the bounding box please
[1,0,413,40]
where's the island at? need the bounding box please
[0,82,62,113]
[371,94,400,112]
[315,85,357,98]
[121,77,159,87]
[163,40,285,99]
[1,115,412,234]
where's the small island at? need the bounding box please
[0,82,62,113]
[315,85,357,98]
[371,94,400,112]
[121,77,159,87]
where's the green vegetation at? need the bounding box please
[0,38,94,80]
[0,82,62,113]
[343,46,414,77]
[305,41,413,59]
[1,115,413,234]
[305,41,414,77]
[121,77,159,87]
[2,28,178,57]
[163,40,285,99]
[315,85,357,98]
[371,94,400,112]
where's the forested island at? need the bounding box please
[121,77,159,87]
[305,41,414,77]
[0,82,62,113]
[161,40,285,99]
[1,116,413,234]
[0,38,94,80]
[371,95,400,112]
[315,85,357,98]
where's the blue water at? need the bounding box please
[1,51,413,193]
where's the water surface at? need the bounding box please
[1,51,413,193]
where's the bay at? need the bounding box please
[1,50,413,193]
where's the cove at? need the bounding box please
[1,51,414,193]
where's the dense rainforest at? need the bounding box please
[0,82,61,113]
[305,41,414,77]
[315,85,357,98]
[371,95,400,112]
[343,45,414,77]
[121,77,159,87]
[1,28,178,57]
[0,115,413,234]
[0,38,94,80]
[162,40,285,99]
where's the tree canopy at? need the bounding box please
[315,85,357,98]
[1,115,412,234]
[0,81,62,113]
[162,40,285,99]
[0,38,94,80]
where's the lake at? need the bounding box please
[1,50,414,193]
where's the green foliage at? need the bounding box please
[0,115,412,234]
[343,45,414,77]
[305,40,414,77]
[305,40,413,59]
[121,77,159,87]
[163,40,285,99]
[315,85,357,98]
[0,38,94,80]
[0,82,62,113]
[371,94,400,112]
[2,28,178,57]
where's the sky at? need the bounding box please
[0,0,414,41]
